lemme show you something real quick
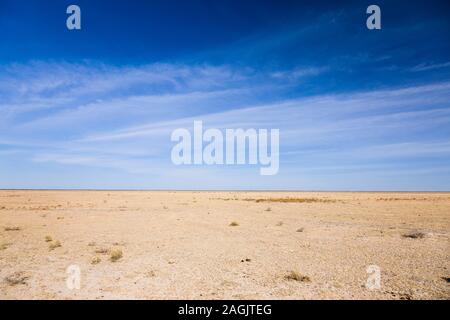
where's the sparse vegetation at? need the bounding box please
[376,197,428,201]
[402,231,426,239]
[4,226,21,231]
[91,256,101,264]
[49,240,61,250]
[213,197,340,203]
[4,272,29,286]
[110,249,123,262]
[243,197,338,203]
[399,293,413,300]
[284,271,311,282]
[0,190,447,299]
[0,242,11,250]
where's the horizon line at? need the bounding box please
[1,188,449,193]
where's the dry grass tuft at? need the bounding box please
[95,248,109,254]
[49,240,62,250]
[4,272,30,286]
[110,249,123,262]
[402,231,426,239]
[296,228,304,232]
[229,221,239,227]
[91,256,101,265]
[45,236,52,242]
[0,242,12,250]
[88,241,96,246]
[146,270,156,277]
[376,197,428,201]
[276,221,283,226]
[265,207,271,212]
[4,226,21,231]
[243,197,337,204]
[285,271,311,282]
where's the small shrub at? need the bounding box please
[229,221,239,227]
[91,256,101,265]
[296,228,304,232]
[49,240,61,250]
[285,271,311,282]
[5,272,29,286]
[0,242,11,250]
[110,249,123,262]
[402,231,425,239]
[45,236,52,242]
[4,226,21,231]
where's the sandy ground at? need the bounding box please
[0,190,449,300]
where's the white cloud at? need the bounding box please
[410,61,450,72]
[1,61,450,189]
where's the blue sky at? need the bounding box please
[0,0,450,190]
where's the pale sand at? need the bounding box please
[0,190,449,300]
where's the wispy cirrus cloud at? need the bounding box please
[410,61,450,72]
[1,61,450,190]
[270,66,329,81]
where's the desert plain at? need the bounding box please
[0,190,449,300]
